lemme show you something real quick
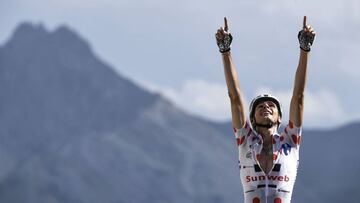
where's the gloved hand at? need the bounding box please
[215,17,233,53]
[298,16,316,52]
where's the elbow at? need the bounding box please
[296,93,305,105]
[292,93,305,107]
[228,89,241,104]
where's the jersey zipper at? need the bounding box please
[254,133,279,203]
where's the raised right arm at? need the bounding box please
[216,17,246,129]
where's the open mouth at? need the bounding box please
[263,112,272,116]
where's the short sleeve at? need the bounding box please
[233,121,254,146]
[283,120,302,147]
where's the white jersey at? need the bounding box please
[234,120,302,203]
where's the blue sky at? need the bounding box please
[1,0,360,128]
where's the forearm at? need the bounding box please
[290,49,309,126]
[293,49,309,96]
[221,51,246,127]
[222,52,240,98]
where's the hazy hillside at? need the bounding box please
[0,22,359,203]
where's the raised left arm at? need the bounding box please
[289,16,316,127]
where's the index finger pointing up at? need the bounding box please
[303,16,307,28]
[224,17,229,32]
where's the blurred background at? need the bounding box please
[0,0,359,202]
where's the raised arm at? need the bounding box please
[215,17,246,129]
[289,16,316,127]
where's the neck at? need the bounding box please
[255,125,278,142]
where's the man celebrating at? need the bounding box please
[215,16,315,203]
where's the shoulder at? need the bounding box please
[234,120,255,146]
[282,120,302,146]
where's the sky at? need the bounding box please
[1,0,360,129]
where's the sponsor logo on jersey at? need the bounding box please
[281,143,291,155]
[246,175,290,182]
[246,151,252,159]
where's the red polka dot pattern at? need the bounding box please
[237,136,245,145]
[280,136,284,142]
[253,197,260,203]
[292,134,298,145]
[298,136,301,145]
[273,154,278,160]
[289,121,294,129]
[274,197,282,203]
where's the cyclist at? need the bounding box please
[215,16,315,203]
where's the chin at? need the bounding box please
[262,118,276,124]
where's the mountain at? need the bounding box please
[0,22,359,203]
[293,123,360,203]
[0,22,242,203]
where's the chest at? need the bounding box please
[258,148,274,174]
